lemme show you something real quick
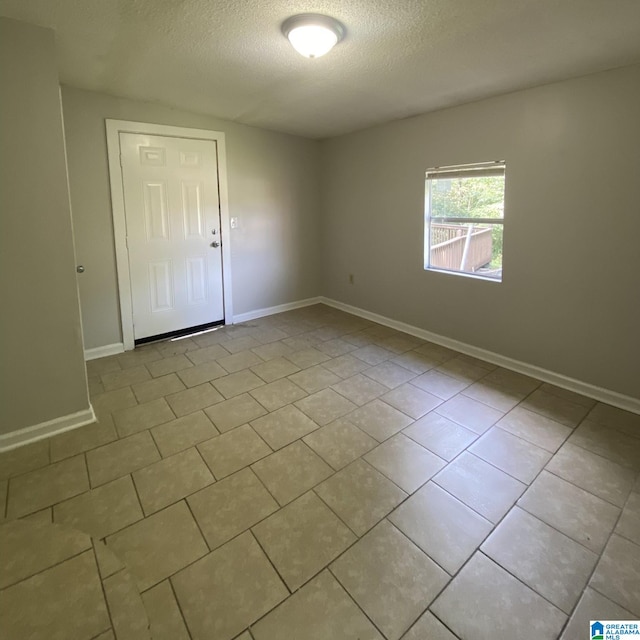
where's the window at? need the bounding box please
[424,161,505,281]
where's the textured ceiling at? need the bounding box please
[2,0,640,138]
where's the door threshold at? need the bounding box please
[135,320,225,346]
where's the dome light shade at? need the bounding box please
[287,24,337,58]
[282,14,345,58]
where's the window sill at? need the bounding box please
[424,266,502,283]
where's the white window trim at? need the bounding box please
[105,119,234,351]
[424,161,505,282]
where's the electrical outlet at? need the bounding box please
[349,274,354,285]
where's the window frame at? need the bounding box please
[424,161,506,282]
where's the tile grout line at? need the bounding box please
[0,544,94,592]
[484,447,629,614]
[166,576,195,640]
[87,432,157,490]
[564,426,640,464]
[249,530,293,598]
[385,514,461,579]
[419,427,612,608]
[381,517,469,637]
[555,484,640,636]
[401,418,480,459]
[6,353,615,551]
[436,543,569,635]
[183,485,214,553]
[542,464,634,510]
[120,422,636,624]
[325,564,390,639]
[249,478,382,597]
[108,500,212,596]
[6,455,89,520]
[310,486,363,538]
[79,450,91,509]
[91,543,118,639]
[3,306,639,638]
[128,470,151,521]
[59,475,146,541]
[1,476,8,520]
[571,482,640,615]
[463,429,555,480]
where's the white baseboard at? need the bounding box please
[233,297,323,324]
[319,297,640,415]
[0,406,96,452]
[85,343,125,361]
[80,297,639,415]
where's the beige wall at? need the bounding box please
[61,87,321,349]
[320,65,640,399]
[0,18,89,434]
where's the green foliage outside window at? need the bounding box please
[430,176,504,267]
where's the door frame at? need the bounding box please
[105,119,233,351]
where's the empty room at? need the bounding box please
[1,1,640,639]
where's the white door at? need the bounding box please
[119,133,224,340]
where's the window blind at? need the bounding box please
[426,161,505,180]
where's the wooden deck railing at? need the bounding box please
[430,224,493,272]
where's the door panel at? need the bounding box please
[149,261,174,312]
[181,181,204,238]
[143,181,169,241]
[186,257,208,305]
[120,133,224,340]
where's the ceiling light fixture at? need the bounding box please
[281,14,345,59]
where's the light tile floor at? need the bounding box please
[1,304,639,640]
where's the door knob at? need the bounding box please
[76,265,85,273]
[210,241,220,248]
